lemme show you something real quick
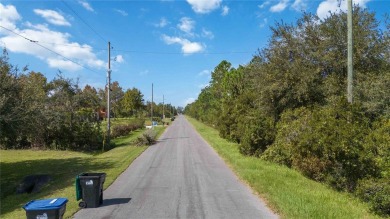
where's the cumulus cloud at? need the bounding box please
[178,17,195,35]
[186,0,222,14]
[115,55,124,63]
[317,0,371,19]
[0,4,21,31]
[270,0,289,12]
[221,5,229,16]
[34,9,71,26]
[0,3,105,72]
[78,0,94,12]
[162,34,204,54]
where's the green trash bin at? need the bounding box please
[77,173,106,208]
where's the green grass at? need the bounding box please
[187,116,380,219]
[0,126,166,219]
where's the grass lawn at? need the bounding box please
[187,117,380,219]
[0,126,165,219]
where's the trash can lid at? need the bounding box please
[23,198,68,211]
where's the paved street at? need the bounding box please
[73,115,277,219]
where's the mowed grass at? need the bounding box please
[187,117,379,219]
[0,126,165,219]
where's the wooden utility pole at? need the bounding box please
[107,41,111,145]
[347,0,353,103]
[163,95,165,119]
[151,83,154,128]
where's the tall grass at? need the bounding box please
[187,117,379,219]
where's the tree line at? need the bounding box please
[0,49,177,151]
[185,7,389,216]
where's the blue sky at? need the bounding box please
[0,0,388,107]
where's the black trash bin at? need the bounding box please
[23,198,68,219]
[77,173,106,208]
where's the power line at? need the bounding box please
[61,0,107,43]
[0,25,102,74]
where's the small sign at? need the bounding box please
[86,180,93,186]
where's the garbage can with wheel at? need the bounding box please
[76,173,106,208]
[23,198,68,219]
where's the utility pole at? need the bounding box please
[107,41,111,145]
[163,95,165,119]
[347,0,353,103]
[151,83,153,128]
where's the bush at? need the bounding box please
[111,118,145,138]
[239,111,275,156]
[134,129,157,146]
[356,178,390,216]
[364,118,390,178]
[262,100,379,191]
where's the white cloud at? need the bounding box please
[162,34,204,54]
[47,58,81,71]
[115,55,124,63]
[270,0,289,12]
[186,0,222,14]
[0,7,105,72]
[291,0,307,11]
[184,97,195,105]
[259,1,271,9]
[178,17,195,35]
[317,0,371,19]
[259,18,268,28]
[0,3,21,31]
[155,17,169,28]
[34,9,71,26]
[221,5,229,16]
[201,28,214,39]
[114,9,128,16]
[78,0,94,12]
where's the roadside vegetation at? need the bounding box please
[0,126,165,219]
[0,50,179,151]
[185,7,389,216]
[0,37,173,218]
[188,117,379,219]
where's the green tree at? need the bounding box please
[121,88,144,117]
[0,49,26,148]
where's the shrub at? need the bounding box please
[262,100,379,191]
[238,111,275,156]
[135,129,157,146]
[111,118,145,139]
[356,178,390,216]
[364,118,390,178]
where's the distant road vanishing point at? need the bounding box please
[73,115,278,219]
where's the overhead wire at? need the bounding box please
[61,0,107,44]
[0,25,102,74]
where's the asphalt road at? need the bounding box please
[73,115,278,219]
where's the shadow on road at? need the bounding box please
[158,137,189,141]
[102,198,132,206]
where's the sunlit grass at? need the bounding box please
[0,126,165,219]
[187,116,379,219]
